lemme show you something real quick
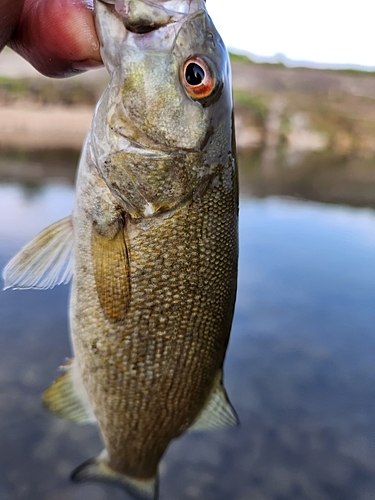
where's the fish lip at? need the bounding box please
[98,0,182,34]
[97,0,205,15]
[96,0,206,52]
[96,0,205,27]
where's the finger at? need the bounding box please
[8,0,103,77]
[0,0,25,51]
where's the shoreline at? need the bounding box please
[2,50,375,156]
[0,102,94,150]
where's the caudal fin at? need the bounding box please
[71,453,158,500]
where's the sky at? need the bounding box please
[207,0,375,69]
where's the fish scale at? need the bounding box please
[70,155,238,481]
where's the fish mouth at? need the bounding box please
[97,0,190,33]
[98,0,205,34]
[96,0,206,50]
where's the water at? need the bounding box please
[1,150,375,500]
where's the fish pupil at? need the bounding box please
[185,63,205,86]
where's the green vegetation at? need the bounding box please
[0,76,101,105]
[0,76,28,96]
[229,50,375,75]
[233,90,269,122]
[333,67,375,76]
[229,52,254,65]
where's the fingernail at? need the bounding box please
[71,58,104,71]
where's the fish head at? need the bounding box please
[95,0,232,156]
[92,0,234,217]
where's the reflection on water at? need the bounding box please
[239,149,375,208]
[1,150,375,500]
[0,149,78,186]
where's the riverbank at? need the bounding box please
[1,49,375,156]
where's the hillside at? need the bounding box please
[231,57,375,156]
[1,49,375,158]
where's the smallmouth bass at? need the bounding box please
[3,0,239,498]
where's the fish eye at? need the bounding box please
[182,57,216,100]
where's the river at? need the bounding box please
[0,149,374,500]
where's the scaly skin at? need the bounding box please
[69,0,238,483]
[71,140,238,479]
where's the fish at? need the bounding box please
[3,0,239,498]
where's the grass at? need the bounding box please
[0,76,28,95]
[229,52,254,65]
[0,76,99,105]
[233,90,269,122]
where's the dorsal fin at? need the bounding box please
[3,215,74,290]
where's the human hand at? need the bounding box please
[1,0,102,77]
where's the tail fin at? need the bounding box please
[71,453,158,500]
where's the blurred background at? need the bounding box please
[1,1,375,499]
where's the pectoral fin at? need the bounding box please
[71,452,158,500]
[3,215,74,290]
[189,370,239,432]
[42,360,95,424]
[91,224,130,323]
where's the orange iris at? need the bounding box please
[182,56,216,100]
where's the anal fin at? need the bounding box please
[3,215,74,290]
[71,452,158,500]
[42,360,95,424]
[189,370,239,432]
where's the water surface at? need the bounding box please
[1,151,375,500]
